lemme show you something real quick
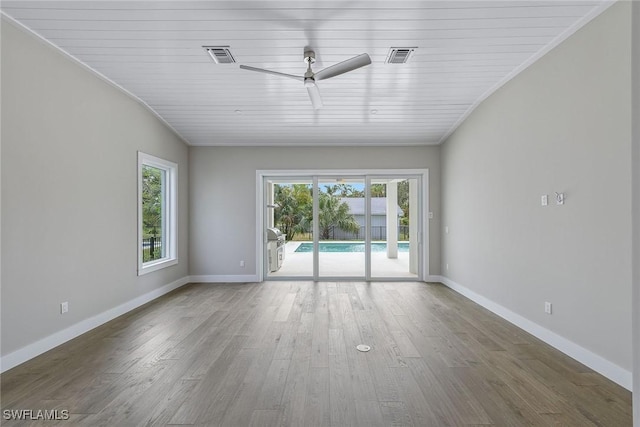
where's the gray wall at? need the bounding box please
[189,146,440,276]
[441,2,632,373]
[632,1,639,424]
[1,19,189,356]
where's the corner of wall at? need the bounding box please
[436,275,632,391]
[0,276,190,373]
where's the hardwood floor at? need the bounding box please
[1,281,632,426]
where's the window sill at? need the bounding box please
[138,258,178,276]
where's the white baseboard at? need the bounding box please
[0,276,190,373]
[189,274,260,283]
[435,275,632,391]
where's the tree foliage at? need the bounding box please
[324,183,364,198]
[274,183,362,240]
[271,181,415,240]
[317,192,360,239]
[370,184,386,197]
[273,184,312,241]
[397,180,410,226]
[297,191,360,239]
[142,165,163,238]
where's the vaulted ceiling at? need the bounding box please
[1,1,614,146]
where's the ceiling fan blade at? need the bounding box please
[306,84,323,109]
[239,65,304,82]
[314,53,372,81]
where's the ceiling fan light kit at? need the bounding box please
[239,49,372,110]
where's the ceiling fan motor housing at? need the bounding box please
[304,50,316,64]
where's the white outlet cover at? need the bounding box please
[541,195,548,206]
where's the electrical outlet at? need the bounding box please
[61,301,69,314]
[240,260,245,267]
[544,302,552,315]
[446,263,449,270]
[541,195,548,206]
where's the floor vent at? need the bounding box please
[386,47,416,64]
[203,46,236,64]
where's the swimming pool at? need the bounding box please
[295,242,410,253]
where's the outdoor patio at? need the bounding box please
[269,241,418,278]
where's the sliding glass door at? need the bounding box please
[263,172,423,281]
[318,177,365,278]
[264,177,313,279]
[369,177,420,279]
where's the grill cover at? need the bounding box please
[267,227,283,241]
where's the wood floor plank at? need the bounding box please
[329,354,356,427]
[451,364,549,426]
[379,400,413,427]
[521,358,632,425]
[354,309,406,368]
[354,399,385,427]
[405,357,490,425]
[248,409,282,427]
[168,335,249,424]
[274,293,297,322]
[278,357,310,427]
[255,358,290,410]
[302,367,331,427]
[218,348,277,426]
[0,281,631,426]
[310,307,330,368]
[390,367,441,426]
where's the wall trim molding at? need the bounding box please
[0,276,190,373]
[189,275,260,283]
[435,275,632,391]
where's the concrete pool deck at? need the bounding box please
[269,241,418,278]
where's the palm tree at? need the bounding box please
[316,192,360,239]
[274,184,312,240]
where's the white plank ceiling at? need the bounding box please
[1,1,614,146]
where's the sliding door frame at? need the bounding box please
[256,169,429,282]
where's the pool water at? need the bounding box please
[295,242,410,253]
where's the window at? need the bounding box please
[138,152,178,275]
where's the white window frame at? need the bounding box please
[138,152,178,275]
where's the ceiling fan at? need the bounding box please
[239,50,371,110]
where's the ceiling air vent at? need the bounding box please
[203,46,236,64]
[386,47,416,64]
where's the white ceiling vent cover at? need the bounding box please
[386,47,416,64]
[204,46,236,64]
